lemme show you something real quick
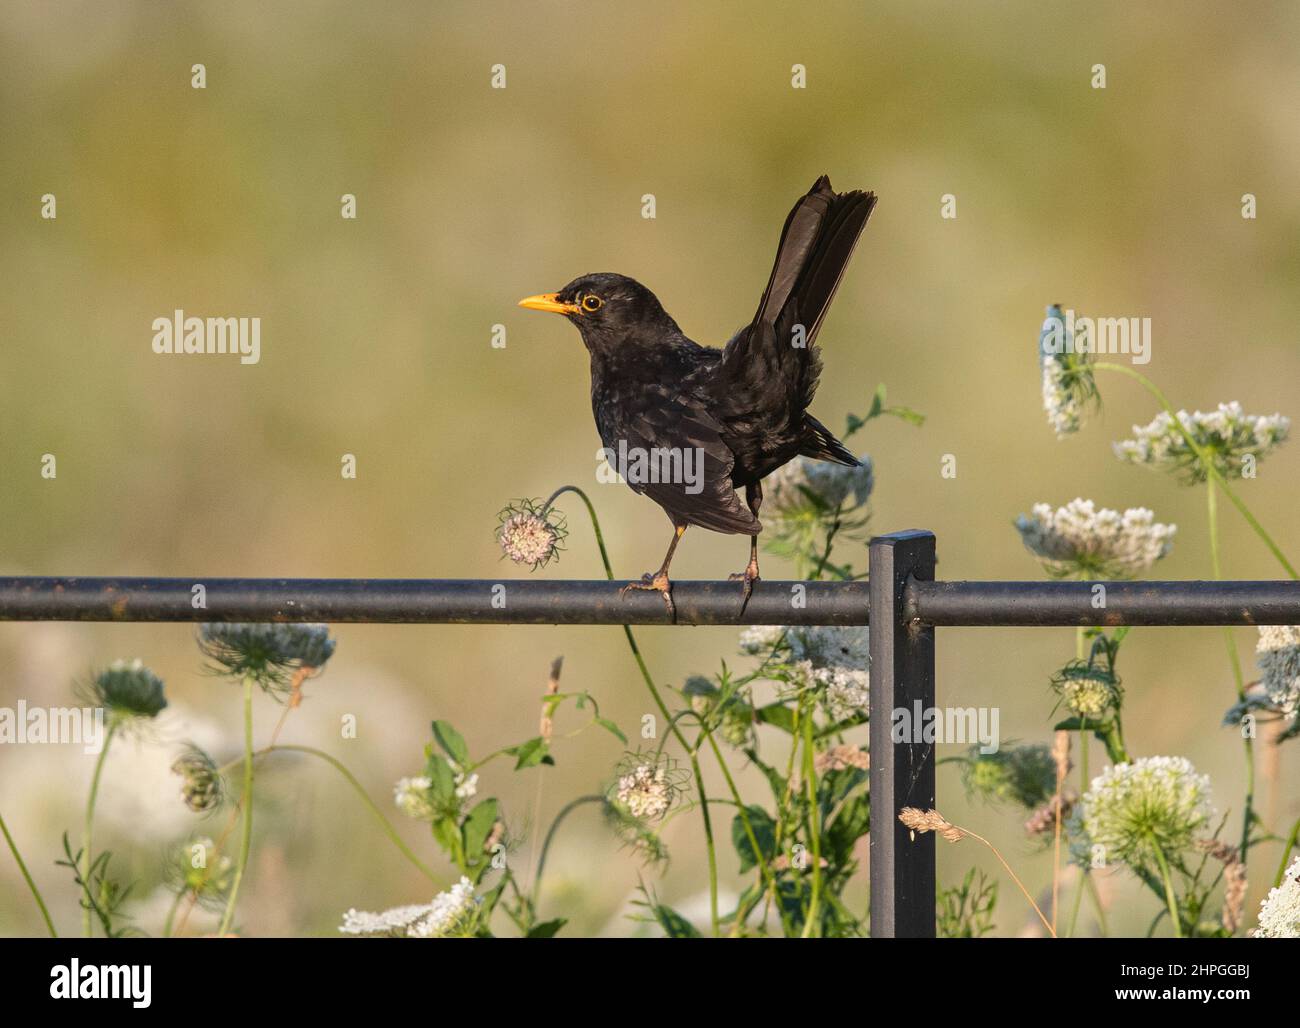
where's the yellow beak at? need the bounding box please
[518,293,580,315]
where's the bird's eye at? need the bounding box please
[581,294,603,312]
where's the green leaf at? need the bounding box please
[526,918,567,939]
[427,751,456,802]
[432,720,469,767]
[594,717,628,744]
[507,736,553,770]
[462,798,499,862]
[755,703,796,733]
[731,805,777,873]
[825,794,871,869]
[431,816,460,856]
[649,903,701,938]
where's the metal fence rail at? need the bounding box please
[3,528,1297,938]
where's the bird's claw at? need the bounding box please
[619,571,676,620]
[728,563,761,615]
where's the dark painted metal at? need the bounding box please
[0,577,870,626]
[869,530,937,938]
[909,579,1300,626]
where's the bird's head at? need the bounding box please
[518,273,679,351]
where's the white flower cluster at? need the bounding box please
[616,764,672,820]
[394,776,436,821]
[1074,756,1213,870]
[339,877,476,938]
[1255,625,1300,716]
[1113,402,1290,482]
[1015,498,1175,579]
[1254,855,1300,938]
[1039,305,1092,438]
[790,626,870,717]
[739,625,787,655]
[1042,350,1081,437]
[766,455,873,515]
[393,761,477,822]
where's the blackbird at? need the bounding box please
[519,175,876,618]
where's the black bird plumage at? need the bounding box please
[519,175,877,616]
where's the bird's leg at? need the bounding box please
[729,482,763,613]
[619,524,685,619]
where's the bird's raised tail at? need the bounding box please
[799,413,860,467]
[720,175,877,412]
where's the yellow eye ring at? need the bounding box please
[581,294,603,312]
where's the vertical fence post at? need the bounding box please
[869,530,937,938]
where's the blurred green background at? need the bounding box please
[2,0,1297,936]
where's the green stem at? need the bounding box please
[268,744,441,883]
[533,794,604,905]
[1274,817,1300,888]
[81,719,118,937]
[558,484,720,936]
[1065,867,1086,938]
[161,889,184,938]
[1085,870,1110,936]
[1208,480,1255,864]
[0,809,57,937]
[703,731,783,936]
[1149,839,1183,938]
[1093,361,1297,579]
[218,678,255,936]
[800,706,824,938]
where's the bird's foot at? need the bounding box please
[619,571,676,620]
[728,560,761,615]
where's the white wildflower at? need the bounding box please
[1254,856,1300,938]
[766,455,873,515]
[1114,402,1289,483]
[738,625,787,656]
[788,625,870,671]
[1072,756,1213,871]
[339,877,476,938]
[1255,626,1300,716]
[496,499,566,569]
[616,764,672,820]
[394,776,437,821]
[1039,305,1097,438]
[1015,498,1175,579]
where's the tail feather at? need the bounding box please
[721,176,876,407]
[799,414,859,467]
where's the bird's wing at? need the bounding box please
[720,175,877,408]
[602,385,761,536]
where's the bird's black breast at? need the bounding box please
[587,339,762,535]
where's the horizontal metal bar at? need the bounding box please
[2,576,1296,628]
[0,577,869,626]
[910,579,1300,626]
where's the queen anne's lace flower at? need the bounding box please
[1254,855,1300,938]
[766,456,873,514]
[1255,626,1300,716]
[1015,499,1175,579]
[616,764,672,820]
[1113,402,1289,483]
[394,776,437,821]
[495,499,567,570]
[86,659,168,723]
[339,877,476,938]
[1039,305,1098,437]
[738,625,787,656]
[1072,757,1213,871]
[962,745,1057,809]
